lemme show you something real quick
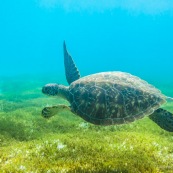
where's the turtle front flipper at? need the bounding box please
[42,105,70,118]
[149,108,173,132]
[63,41,80,85]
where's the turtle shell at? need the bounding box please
[68,72,166,125]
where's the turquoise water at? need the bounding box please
[0,1,173,172]
[0,1,173,80]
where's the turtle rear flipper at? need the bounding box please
[63,41,80,85]
[149,108,173,132]
[42,105,70,118]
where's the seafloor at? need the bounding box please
[0,75,173,173]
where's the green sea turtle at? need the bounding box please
[42,41,173,132]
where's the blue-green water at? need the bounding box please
[0,1,173,172]
[0,1,173,80]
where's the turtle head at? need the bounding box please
[42,83,59,96]
[42,83,69,100]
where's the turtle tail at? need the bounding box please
[149,108,173,132]
[166,96,173,101]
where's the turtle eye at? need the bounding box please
[42,86,48,94]
[42,85,51,95]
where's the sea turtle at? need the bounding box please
[42,41,173,132]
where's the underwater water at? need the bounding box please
[1,1,173,173]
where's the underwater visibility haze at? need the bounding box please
[0,0,173,172]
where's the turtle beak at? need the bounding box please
[42,83,59,96]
